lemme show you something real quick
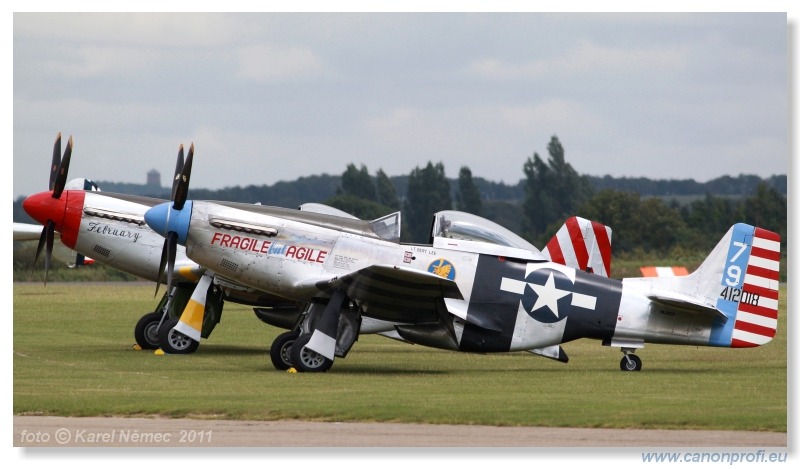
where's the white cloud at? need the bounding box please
[15,13,240,47]
[468,40,689,80]
[236,44,325,82]
[56,45,163,78]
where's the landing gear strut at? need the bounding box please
[268,291,361,372]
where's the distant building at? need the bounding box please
[147,169,161,187]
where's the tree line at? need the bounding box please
[326,136,787,260]
[14,134,786,258]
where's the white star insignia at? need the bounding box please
[529,272,571,317]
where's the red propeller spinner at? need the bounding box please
[22,133,85,283]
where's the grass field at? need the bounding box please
[13,282,787,432]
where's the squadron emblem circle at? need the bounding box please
[428,259,456,280]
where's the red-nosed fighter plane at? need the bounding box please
[22,134,314,354]
[144,148,782,373]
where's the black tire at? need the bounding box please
[134,311,163,350]
[289,333,333,373]
[620,354,642,372]
[158,317,200,354]
[270,330,299,370]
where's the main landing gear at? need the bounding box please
[133,284,207,354]
[619,348,642,372]
[270,327,334,372]
[289,333,333,373]
[269,330,299,370]
[134,311,163,350]
[268,292,360,373]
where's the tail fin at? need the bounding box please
[665,224,781,347]
[542,217,612,277]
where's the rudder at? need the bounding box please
[542,216,612,277]
[693,224,781,347]
[729,226,781,347]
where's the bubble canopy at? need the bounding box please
[430,210,542,255]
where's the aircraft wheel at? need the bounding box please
[289,334,333,373]
[158,317,200,354]
[134,312,163,350]
[270,330,299,370]
[620,354,642,372]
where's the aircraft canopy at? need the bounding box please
[430,210,542,255]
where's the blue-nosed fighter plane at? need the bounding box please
[21,134,614,367]
[143,147,782,373]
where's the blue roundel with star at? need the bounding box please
[520,268,575,323]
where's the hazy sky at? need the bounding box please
[10,10,790,200]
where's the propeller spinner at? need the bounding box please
[149,144,194,298]
[30,133,73,285]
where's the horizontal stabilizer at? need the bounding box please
[647,288,729,324]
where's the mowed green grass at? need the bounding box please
[13,283,787,432]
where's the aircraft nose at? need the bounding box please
[145,201,192,245]
[23,191,66,228]
[22,190,85,248]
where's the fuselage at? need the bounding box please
[173,200,724,354]
[22,190,308,308]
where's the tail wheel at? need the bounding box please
[270,330,299,370]
[158,317,199,354]
[134,311,163,349]
[289,334,333,373]
[620,353,642,372]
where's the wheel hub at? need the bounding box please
[169,330,193,350]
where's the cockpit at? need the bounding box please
[430,210,545,260]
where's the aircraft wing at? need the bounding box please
[646,288,728,324]
[310,264,464,324]
[14,222,54,241]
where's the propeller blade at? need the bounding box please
[49,133,62,190]
[154,231,178,298]
[31,226,47,281]
[44,220,55,286]
[166,231,177,295]
[155,236,168,298]
[51,136,73,199]
[171,145,185,201]
[172,143,193,211]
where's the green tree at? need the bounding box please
[577,190,642,254]
[579,189,688,255]
[403,161,451,243]
[682,194,743,250]
[743,182,787,244]
[340,164,376,200]
[636,198,688,252]
[522,136,593,241]
[375,169,400,210]
[456,166,482,215]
